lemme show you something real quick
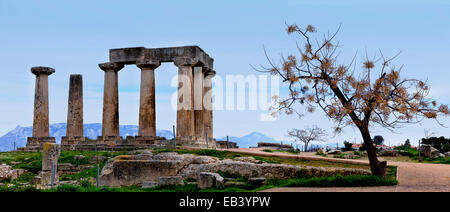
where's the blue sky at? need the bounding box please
[0,0,449,145]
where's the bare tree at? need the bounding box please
[256,24,449,176]
[288,125,327,152]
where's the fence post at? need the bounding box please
[97,164,100,188]
[172,125,176,147]
[51,162,56,189]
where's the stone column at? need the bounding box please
[174,57,197,139]
[26,67,56,149]
[63,74,84,144]
[31,67,55,138]
[193,66,204,139]
[136,60,160,138]
[203,70,215,139]
[99,62,124,139]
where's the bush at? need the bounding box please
[342,141,353,151]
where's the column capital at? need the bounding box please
[204,70,216,78]
[136,59,160,70]
[173,57,199,67]
[31,66,55,76]
[99,62,124,72]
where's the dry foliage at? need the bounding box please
[258,24,449,134]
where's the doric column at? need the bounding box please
[66,74,84,138]
[31,66,55,138]
[99,62,124,138]
[136,60,160,137]
[174,57,197,138]
[203,70,215,139]
[193,66,205,139]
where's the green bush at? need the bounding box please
[342,141,353,151]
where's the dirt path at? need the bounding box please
[221,148,450,192]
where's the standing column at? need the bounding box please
[99,62,124,139]
[193,66,204,140]
[62,74,84,146]
[31,67,55,138]
[203,70,215,139]
[26,66,55,149]
[174,57,196,139]
[66,74,84,137]
[136,60,160,137]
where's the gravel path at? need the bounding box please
[221,148,450,192]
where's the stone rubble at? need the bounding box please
[421,144,444,158]
[99,151,371,187]
[0,164,26,182]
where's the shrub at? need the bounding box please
[342,141,353,151]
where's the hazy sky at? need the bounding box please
[0,0,449,146]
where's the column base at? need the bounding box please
[61,136,86,150]
[20,137,56,152]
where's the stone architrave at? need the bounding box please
[26,67,56,149]
[99,62,124,140]
[62,74,85,145]
[136,60,160,138]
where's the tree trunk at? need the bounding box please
[359,126,387,177]
[304,142,309,152]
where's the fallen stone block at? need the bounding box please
[247,177,266,187]
[198,172,224,189]
[158,176,184,186]
[142,181,158,189]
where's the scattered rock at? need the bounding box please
[58,163,93,175]
[327,150,341,155]
[198,172,224,189]
[379,150,399,157]
[224,181,244,187]
[158,176,184,186]
[233,157,262,164]
[10,161,20,166]
[90,156,107,164]
[74,155,86,161]
[142,181,158,189]
[193,156,219,164]
[421,144,442,158]
[0,164,27,182]
[247,177,266,187]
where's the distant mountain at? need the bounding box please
[218,132,283,148]
[0,123,174,152]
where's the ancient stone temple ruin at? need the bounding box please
[22,46,216,151]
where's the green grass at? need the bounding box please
[394,147,450,164]
[0,172,398,192]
